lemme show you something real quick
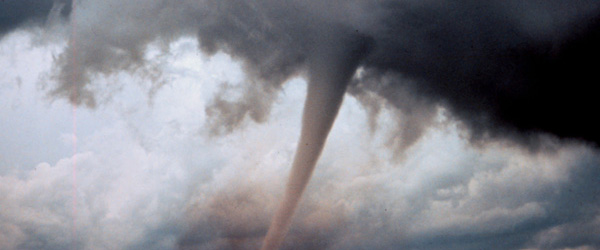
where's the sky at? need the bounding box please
[1,1,600,250]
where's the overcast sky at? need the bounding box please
[1,1,600,250]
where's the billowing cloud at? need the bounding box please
[2,2,600,250]
[40,0,600,147]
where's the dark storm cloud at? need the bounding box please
[43,0,600,147]
[354,0,600,147]
[0,0,71,38]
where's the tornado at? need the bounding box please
[261,33,371,250]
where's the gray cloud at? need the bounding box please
[36,0,600,148]
[3,1,600,249]
[176,137,600,250]
[355,0,600,147]
[0,0,70,38]
[1,47,599,249]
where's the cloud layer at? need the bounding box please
[1,1,600,250]
[6,0,600,147]
[20,0,597,148]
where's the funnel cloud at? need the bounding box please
[261,31,371,249]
